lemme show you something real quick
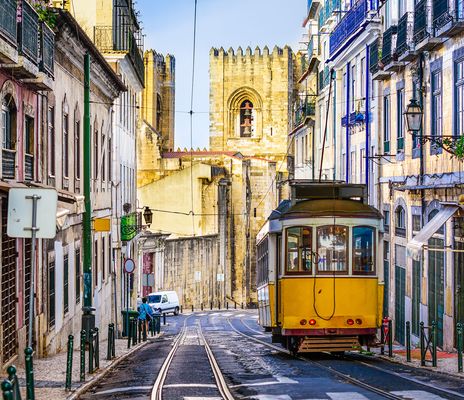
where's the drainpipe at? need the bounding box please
[346,62,350,182]
[333,71,337,181]
[365,44,370,198]
[419,53,425,225]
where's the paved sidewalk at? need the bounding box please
[7,336,153,400]
[373,344,464,378]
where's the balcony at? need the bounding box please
[329,0,379,57]
[94,25,145,87]
[319,0,341,31]
[318,65,331,92]
[0,0,18,63]
[396,13,416,61]
[40,23,54,77]
[342,111,365,128]
[307,36,320,73]
[434,0,464,37]
[294,95,316,128]
[382,25,404,72]
[369,38,390,80]
[19,0,39,66]
[307,0,322,19]
[414,0,443,51]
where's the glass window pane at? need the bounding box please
[316,225,348,272]
[353,226,375,273]
[286,227,312,273]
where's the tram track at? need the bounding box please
[151,313,234,400]
[228,316,464,400]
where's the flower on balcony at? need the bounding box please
[32,0,56,28]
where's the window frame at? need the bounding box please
[395,205,406,237]
[384,95,390,153]
[431,69,443,155]
[397,88,405,152]
[285,226,313,275]
[455,58,464,137]
[352,225,376,275]
[316,225,349,274]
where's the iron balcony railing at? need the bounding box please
[369,38,381,73]
[40,22,54,76]
[2,149,16,179]
[319,0,341,28]
[295,96,316,127]
[18,0,39,64]
[414,0,432,44]
[381,25,397,65]
[0,0,17,45]
[396,12,414,57]
[329,0,370,56]
[94,25,144,86]
[318,65,331,91]
[433,0,451,30]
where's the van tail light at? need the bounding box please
[308,319,317,326]
[300,319,307,325]
[347,319,354,325]
[355,318,363,325]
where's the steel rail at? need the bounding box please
[197,321,235,400]
[227,317,403,400]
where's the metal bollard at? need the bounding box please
[201,303,203,311]
[406,321,411,362]
[420,322,425,366]
[89,329,95,373]
[80,330,86,382]
[241,302,244,309]
[457,322,463,373]
[191,304,194,312]
[388,319,393,357]
[380,319,385,355]
[1,380,14,400]
[107,324,113,360]
[25,346,35,400]
[210,302,213,310]
[180,305,183,314]
[132,318,138,346]
[138,320,142,343]
[94,328,100,370]
[226,302,229,310]
[234,302,236,310]
[218,301,221,310]
[432,321,437,367]
[65,334,74,390]
[6,365,21,400]
[163,313,166,326]
[127,319,132,349]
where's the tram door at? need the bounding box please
[428,237,444,348]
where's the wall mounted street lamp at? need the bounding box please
[143,206,153,227]
[404,98,423,134]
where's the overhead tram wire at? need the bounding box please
[189,0,198,236]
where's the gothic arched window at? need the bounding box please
[240,100,254,137]
[1,94,17,179]
[156,94,162,131]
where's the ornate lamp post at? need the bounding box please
[404,98,423,134]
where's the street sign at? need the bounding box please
[7,188,57,238]
[93,218,111,232]
[217,273,224,282]
[124,258,135,274]
[194,271,201,282]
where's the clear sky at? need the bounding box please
[138,0,306,149]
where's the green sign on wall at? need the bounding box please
[121,212,137,241]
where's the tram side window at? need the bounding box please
[257,238,269,286]
[316,225,348,273]
[353,226,375,274]
[286,227,312,273]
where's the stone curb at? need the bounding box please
[66,334,163,400]
[377,353,464,380]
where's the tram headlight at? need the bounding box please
[346,319,354,325]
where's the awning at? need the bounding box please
[407,205,459,260]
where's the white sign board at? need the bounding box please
[7,188,58,239]
[194,271,201,282]
[216,273,224,282]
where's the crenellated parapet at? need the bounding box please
[209,45,292,63]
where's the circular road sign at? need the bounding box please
[124,258,135,274]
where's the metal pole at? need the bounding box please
[65,335,74,390]
[406,321,411,362]
[83,52,92,310]
[25,347,35,400]
[457,322,463,373]
[125,273,129,339]
[388,319,393,357]
[420,322,425,366]
[27,194,40,348]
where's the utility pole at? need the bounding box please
[82,52,95,332]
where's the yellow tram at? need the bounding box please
[257,182,384,353]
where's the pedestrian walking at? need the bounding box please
[138,297,154,341]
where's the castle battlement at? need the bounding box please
[209,45,292,61]
[144,50,175,75]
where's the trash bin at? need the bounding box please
[121,309,139,337]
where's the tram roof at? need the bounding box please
[281,199,382,220]
[289,180,368,203]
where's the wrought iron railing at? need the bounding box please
[25,154,33,181]
[2,149,16,179]
[396,12,414,56]
[94,25,144,86]
[40,22,54,76]
[18,0,39,64]
[0,0,17,45]
[414,0,432,44]
[381,25,397,65]
[433,0,451,30]
[369,38,381,73]
[295,96,316,127]
[395,226,407,237]
[330,0,369,55]
[319,0,341,28]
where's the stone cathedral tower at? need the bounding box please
[209,45,296,165]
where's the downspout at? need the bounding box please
[346,62,351,182]
[333,71,337,181]
[365,44,370,197]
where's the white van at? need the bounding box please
[147,291,180,315]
